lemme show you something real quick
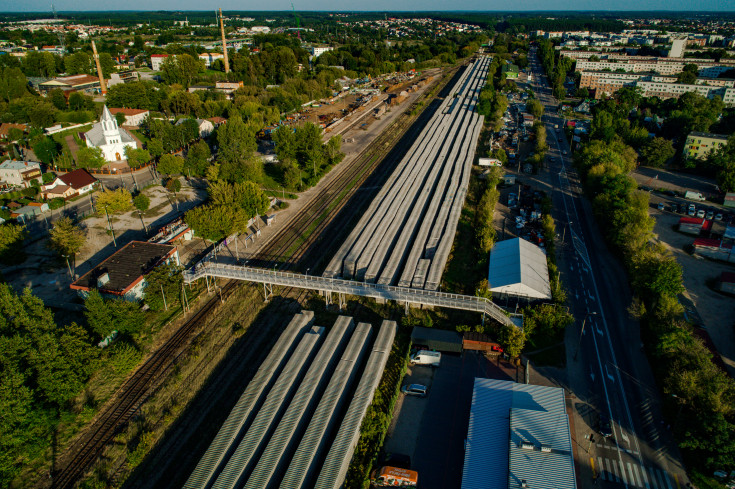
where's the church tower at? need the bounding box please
[101,105,120,145]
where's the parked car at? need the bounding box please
[715,213,724,221]
[697,209,706,218]
[401,384,428,397]
[706,210,715,220]
[657,202,666,211]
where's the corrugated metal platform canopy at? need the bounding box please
[487,238,551,300]
[461,378,576,489]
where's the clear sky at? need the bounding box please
[0,0,731,12]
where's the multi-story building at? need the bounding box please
[668,38,687,58]
[150,54,170,71]
[308,45,334,57]
[0,160,42,188]
[683,132,729,160]
[198,52,225,68]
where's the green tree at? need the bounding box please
[0,224,27,265]
[124,146,151,169]
[47,217,86,259]
[526,98,544,119]
[48,88,67,110]
[133,193,150,212]
[639,137,675,168]
[185,204,248,242]
[157,154,184,175]
[84,290,145,338]
[143,263,183,311]
[184,140,212,177]
[498,325,526,358]
[75,146,106,169]
[147,139,164,158]
[95,188,133,215]
[32,136,59,165]
[63,51,91,74]
[165,178,181,194]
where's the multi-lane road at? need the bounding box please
[527,47,690,489]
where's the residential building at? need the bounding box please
[461,378,576,489]
[150,54,170,71]
[109,108,150,127]
[41,168,98,200]
[70,241,180,301]
[0,160,42,188]
[188,84,214,93]
[215,81,243,95]
[683,132,729,160]
[199,52,225,68]
[84,105,138,162]
[0,123,28,140]
[176,118,214,137]
[38,74,101,94]
[669,38,687,58]
[107,70,140,87]
[309,45,334,57]
[10,202,49,221]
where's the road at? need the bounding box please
[527,48,689,489]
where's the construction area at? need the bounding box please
[323,56,490,290]
[183,310,396,489]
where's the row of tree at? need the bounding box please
[574,99,735,472]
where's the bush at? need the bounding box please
[48,198,65,210]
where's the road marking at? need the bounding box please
[595,324,604,336]
[619,460,629,485]
[598,457,606,480]
[590,457,597,479]
[620,428,630,444]
[675,474,680,489]
[590,371,595,381]
[630,462,642,487]
[611,460,621,482]
[640,464,650,489]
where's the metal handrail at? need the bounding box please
[186,262,517,327]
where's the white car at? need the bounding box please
[715,213,724,221]
[697,209,706,218]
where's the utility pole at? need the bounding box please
[103,205,116,247]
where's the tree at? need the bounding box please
[114,111,126,127]
[84,290,145,338]
[75,146,106,169]
[133,193,150,212]
[32,136,59,165]
[498,325,526,358]
[95,188,133,215]
[185,140,212,177]
[48,217,86,259]
[28,102,56,128]
[639,137,675,168]
[63,51,91,74]
[165,178,181,194]
[185,204,249,242]
[68,91,94,111]
[217,115,259,181]
[48,88,67,110]
[147,139,164,158]
[526,98,544,119]
[124,146,151,169]
[157,154,184,175]
[143,263,183,311]
[0,224,27,265]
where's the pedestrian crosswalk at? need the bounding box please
[597,457,674,489]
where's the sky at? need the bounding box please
[0,0,731,12]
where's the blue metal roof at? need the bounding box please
[461,379,576,489]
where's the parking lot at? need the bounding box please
[650,205,735,375]
[382,351,519,489]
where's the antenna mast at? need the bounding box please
[292,3,301,41]
[51,4,66,53]
[219,8,230,73]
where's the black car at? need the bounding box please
[599,415,613,438]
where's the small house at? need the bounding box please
[42,169,98,200]
[678,217,706,235]
[109,108,150,127]
[0,160,42,188]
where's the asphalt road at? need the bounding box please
[527,48,689,489]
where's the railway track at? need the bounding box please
[48,281,241,489]
[48,62,465,489]
[245,65,461,272]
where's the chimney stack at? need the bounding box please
[219,8,230,74]
[91,40,107,95]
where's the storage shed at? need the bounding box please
[487,238,551,300]
[678,217,705,235]
[411,326,463,353]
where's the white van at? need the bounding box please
[410,350,441,367]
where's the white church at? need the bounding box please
[84,105,137,162]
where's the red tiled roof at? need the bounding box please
[0,123,28,138]
[150,54,170,58]
[208,117,227,124]
[59,169,97,190]
[109,108,149,116]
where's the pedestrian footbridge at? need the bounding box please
[184,262,521,329]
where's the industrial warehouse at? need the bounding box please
[323,56,490,289]
[183,311,396,489]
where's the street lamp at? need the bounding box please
[574,311,598,360]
